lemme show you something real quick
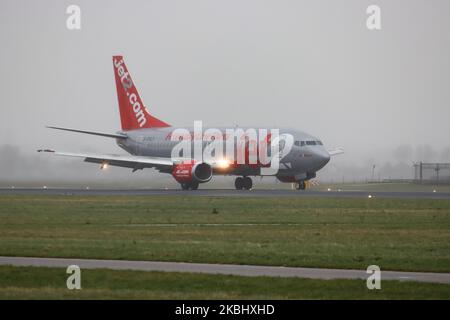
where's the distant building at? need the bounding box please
[413,162,450,184]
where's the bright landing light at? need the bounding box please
[216,159,230,169]
[101,163,109,170]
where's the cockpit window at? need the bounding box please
[294,141,306,147]
[316,140,323,145]
[306,141,316,146]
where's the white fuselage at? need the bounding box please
[116,127,330,181]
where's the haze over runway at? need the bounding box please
[1,1,450,185]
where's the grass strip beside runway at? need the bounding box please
[0,265,449,299]
[0,195,449,272]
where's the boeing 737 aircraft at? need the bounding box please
[39,56,343,190]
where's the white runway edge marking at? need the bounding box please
[1,256,450,285]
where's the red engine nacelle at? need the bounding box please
[172,161,213,184]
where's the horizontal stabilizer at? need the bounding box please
[46,126,127,139]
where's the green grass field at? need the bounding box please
[0,195,449,272]
[1,265,449,300]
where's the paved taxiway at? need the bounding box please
[1,188,450,199]
[1,256,449,284]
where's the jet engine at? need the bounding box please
[172,161,213,184]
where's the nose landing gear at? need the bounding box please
[235,176,253,190]
[295,181,306,190]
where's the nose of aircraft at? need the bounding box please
[314,148,331,168]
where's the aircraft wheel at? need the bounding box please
[234,177,244,190]
[243,177,253,190]
[181,182,199,190]
[190,182,199,190]
[295,181,306,190]
[181,183,189,190]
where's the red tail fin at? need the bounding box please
[113,56,170,130]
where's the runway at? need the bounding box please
[1,188,450,199]
[1,256,449,284]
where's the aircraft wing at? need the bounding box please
[328,148,344,156]
[38,150,174,172]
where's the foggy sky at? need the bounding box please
[1,0,449,184]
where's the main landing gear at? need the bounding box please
[180,182,199,190]
[235,176,253,190]
[295,181,306,190]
